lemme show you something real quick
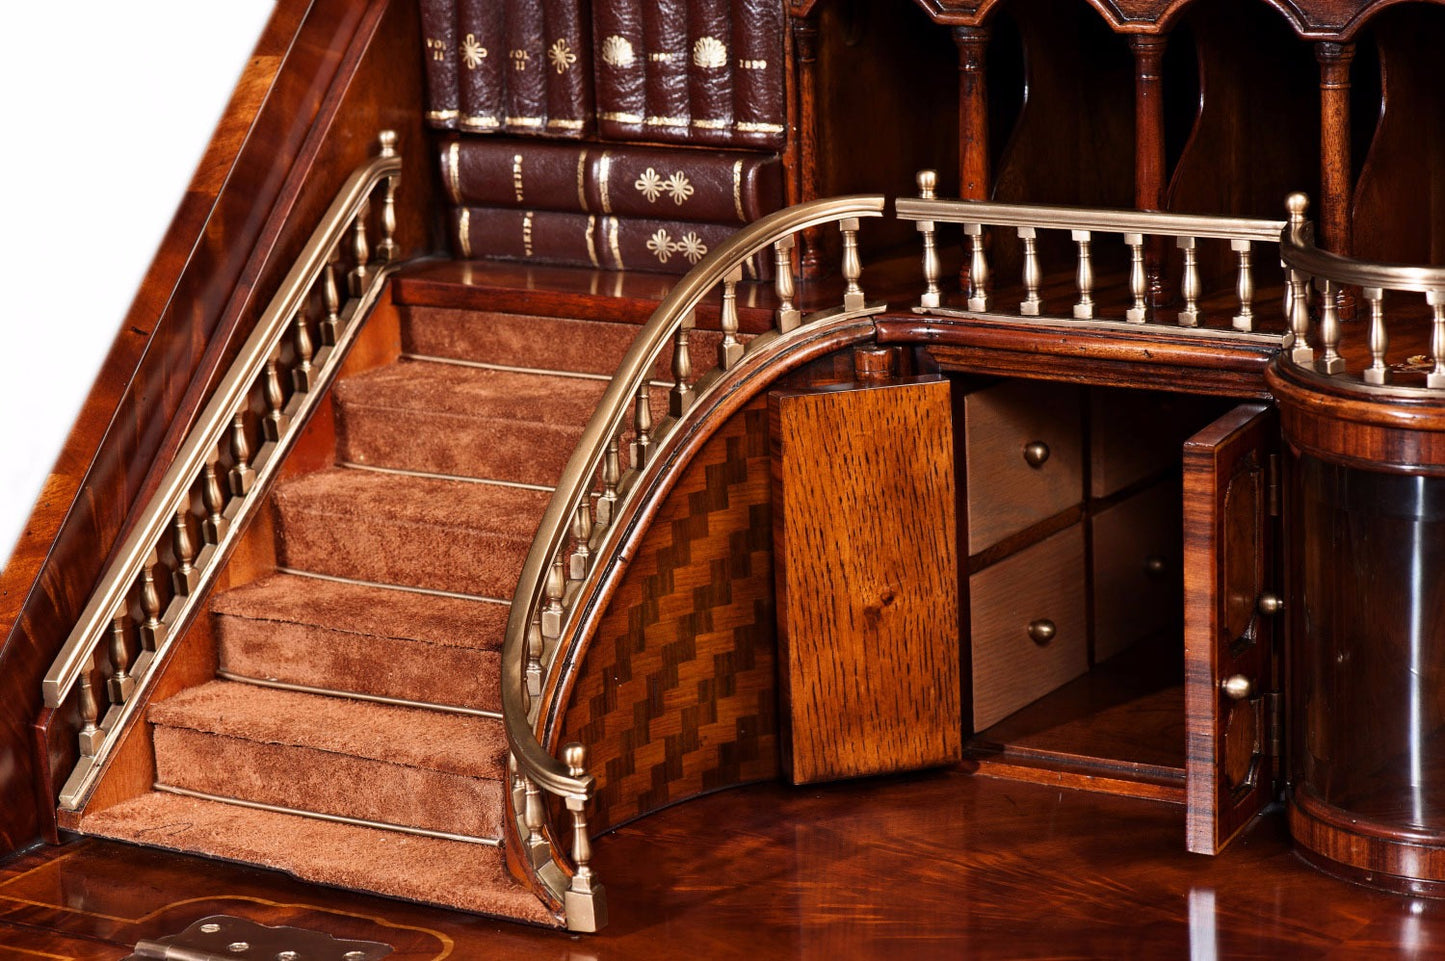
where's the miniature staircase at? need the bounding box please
[79,305,719,925]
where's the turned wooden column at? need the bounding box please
[955,25,990,290]
[1131,34,1169,303]
[1316,41,1356,314]
[792,14,823,278]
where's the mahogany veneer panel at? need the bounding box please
[771,377,961,784]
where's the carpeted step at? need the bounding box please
[149,681,508,839]
[273,468,548,597]
[81,792,556,925]
[213,573,507,712]
[334,360,604,485]
[402,306,728,377]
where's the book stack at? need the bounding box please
[441,138,783,276]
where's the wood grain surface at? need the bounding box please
[771,378,961,784]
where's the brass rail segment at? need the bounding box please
[500,194,888,931]
[42,133,403,811]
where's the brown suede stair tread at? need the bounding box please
[150,681,508,779]
[80,792,556,925]
[273,468,547,596]
[336,359,606,427]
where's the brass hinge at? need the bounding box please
[127,916,392,961]
[1267,453,1281,517]
[1265,691,1283,759]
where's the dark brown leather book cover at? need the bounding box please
[419,0,459,129]
[503,0,547,136]
[443,138,784,223]
[731,0,787,149]
[687,0,736,147]
[457,0,504,133]
[541,0,594,138]
[453,207,769,277]
[642,0,691,144]
[594,0,646,142]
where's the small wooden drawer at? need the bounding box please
[1091,480,1183,663]
[1090,389,1224,499]
[969,524,1088,730]
[963,379,1083,555]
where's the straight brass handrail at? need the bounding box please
[897,196,1286,243]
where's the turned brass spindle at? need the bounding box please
[263,359,288,442]
[1177,236,1200,326]
[349,199,371,297]
[292,304,315,393]
[596,439,621,527]
[966,223,990,312]
[523,774,546,856]
[631,385,653,470]
[717,270,743,369]
[229,413,255,495]
[377,131,400,262]
[840,218,865,311]
[1428,291,1445,389]
[1317,279,1344,374]
[670,315,695,416]
[139,562,166,651]
[202,459,228,545]
[1125,233,1147,323]
[321,250,342,346]
[106,612,135,704]
[569,500,593,581]
[76,660,103,757]
[564,742,597,891]
[1363,287,1389,385]
[541,555,566,642]
[1019,226,1042,316]
[172,506,199,594]
[1233,240,1255,331]
[774,234,801,331]
[1289,268,1314,364]
[525,611,544,701]
[1072,230,1094,320]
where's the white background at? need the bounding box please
[1,3,276,565]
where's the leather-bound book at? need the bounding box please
[642,0,691,143]
[594,0,646,142]
[686,0,736,147]
[457,0,504,133]
[440,138,785,224]
[541,0,594,138]
[419,0,459,129]
[452,207,770,277]
[503,0,547,136]
[730,0,787,150]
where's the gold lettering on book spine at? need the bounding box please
[522,210,534,258]
[512,154,525,203]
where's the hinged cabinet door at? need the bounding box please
[1183,403,1280,854]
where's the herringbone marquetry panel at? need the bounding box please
[559,399,780,832]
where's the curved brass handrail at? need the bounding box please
[500,195,885,928]
[40,133,402,810]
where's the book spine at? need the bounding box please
[448,139,592,210]
[503,0,547,136]
[596,146,784,223]
[541,0,594,138]
[594,0,646,142]
[457,0,504,133]
[731,0,787,149]
[604,216,770,277]
[642,0,691,143]
[686,0,736,147]
[419,0,459,129]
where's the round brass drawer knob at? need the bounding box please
[1027,618,1056,645]
[1023,441,1050,468]
[1144,555,1167,577]
[1221,674,1254,701]
[1257,593,1284,616]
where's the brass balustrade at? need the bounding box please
[501,195,887,932]
[41,133,403,811]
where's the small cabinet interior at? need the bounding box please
[953,377,1240,800]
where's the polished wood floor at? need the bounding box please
[0,770,1436,959]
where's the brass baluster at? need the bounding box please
[1317,278,1344,374]
[139,561,167,651]
[966,223,989,312]
[377,131,400,262]
[523,774,547,862]
[562,742,606,931]
[774,234,801,331]
[526,610,544,701]
[321,248,342,346]
[596,438,621,527]
[1232,240,1255,331]
[670,313,695,416]
[349,199,371,296]
[631,385,652,470]
[292,304,315,393]
[1019,226,1042,316]
[840,217,864,311]
[229,412,255,495]
[202,457,228,545]
[76,658,103,757]
[1289,268,1314,364]
[1125,233,1147,323]
[717,269,743,370]
[106,611,135,704]
[1428,291,1445,389]
[541,555,566,645]
[263,358,288,442]
[1177,236,1200,326]
[569,500,593,581]
[172,506,199,594]
[1362,287,1389,385]
[1072,229,1094,320]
